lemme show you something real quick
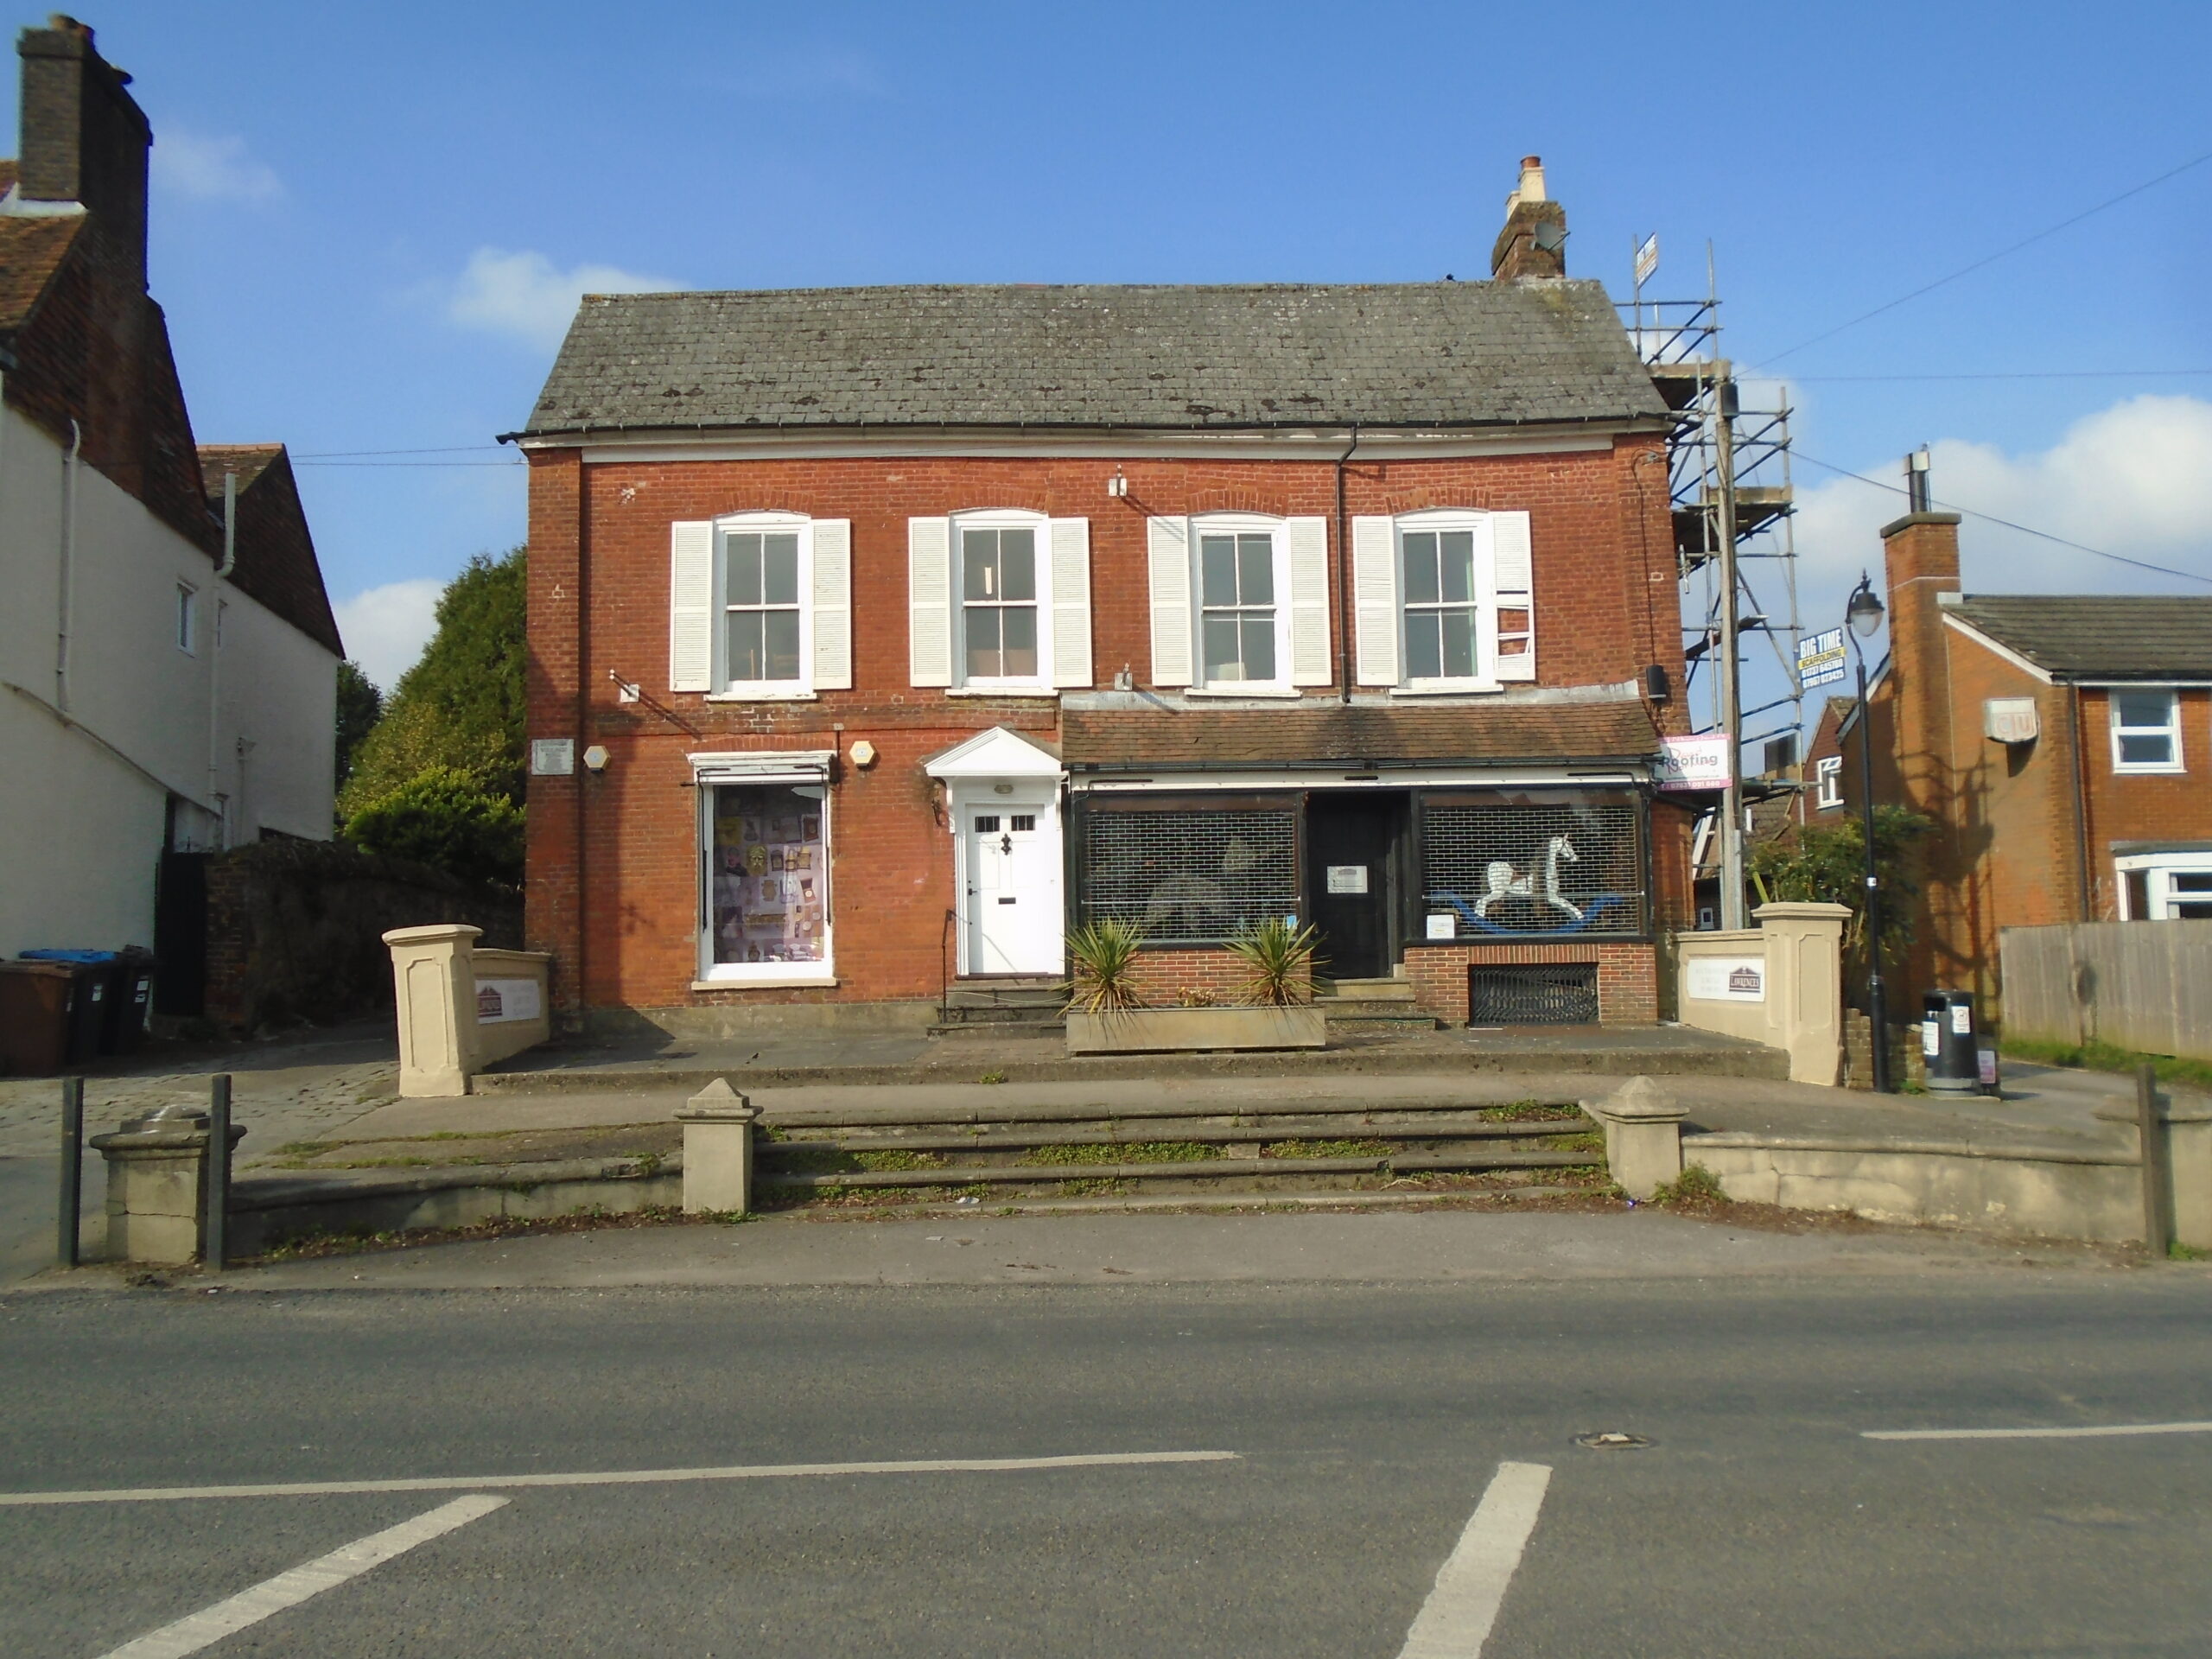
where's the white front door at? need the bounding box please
[965,803,1060,974]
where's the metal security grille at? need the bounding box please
[1468,963,1599,1025]
[1422,803,1643,939]
[1079,809,1298,943]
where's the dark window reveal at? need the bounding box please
[1079,808,1297,943]
[1422,802,1643,939]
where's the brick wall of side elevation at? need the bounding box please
[524,442,1681,1015]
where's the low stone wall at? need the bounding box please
[230,1157,680,1255]
[205,839,520,1034]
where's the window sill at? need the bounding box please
[1389,682,1504,698]
[693,973,839,990]
[2113,763,2186,776]
[705,687,819,703]
[944,685,1060,699]
[1184,685,1303,700]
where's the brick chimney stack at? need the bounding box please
[1491,156,1567,281]
[16,15,151,293]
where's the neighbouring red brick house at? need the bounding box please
[1844,500,2212,1012]
[515,161,1693,1034]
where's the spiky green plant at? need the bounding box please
[1066,918,1148,1013]
[1226,917,1323,1007]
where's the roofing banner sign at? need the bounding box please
[1656,734,1732,791]
[1798,627,1848,690]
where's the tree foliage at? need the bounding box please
[343,765,524,887]
[334,660,384,795]
[339,548,526,821]
[1750,804,1935,976]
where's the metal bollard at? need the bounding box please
[57,1077,83,1268]
[204,1075,232,1272]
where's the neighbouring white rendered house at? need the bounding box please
[0,17,340,962]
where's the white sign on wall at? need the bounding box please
[1325,865,1369,894]
[1656,734,1733,791]
[1686,957,1765,1002]
[1426,912,1458,939]
[476,978,542,1024]
[530,738,575,777]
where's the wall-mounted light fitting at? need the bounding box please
[582,745,610,772]
[607,670,641,704]
[849,739,878,769]
[1107,467,1128,498]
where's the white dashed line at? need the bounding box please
[94,1493,506,1659]
[1396,1460,1553,1658]
[1865,1420,2212,1441]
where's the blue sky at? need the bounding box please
[11,2,2210,704]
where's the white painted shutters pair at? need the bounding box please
[1146,517,1331,687]
[1351,510,1536,686]
[909,518,1091,688]
[668,519,852,692]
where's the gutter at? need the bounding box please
[1065,752,1659,775]
[494,413,1672,447]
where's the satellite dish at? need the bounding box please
[1532,220,1567,253]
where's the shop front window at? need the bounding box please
[708,782,830,971]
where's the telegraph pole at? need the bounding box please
[1714,368,1746,929]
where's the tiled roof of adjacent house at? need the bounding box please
[521,281,1669,438]
[1948,594,2212,681]
[1061,698,1663,769]
[197,444,345,657]
[0,208,80,333]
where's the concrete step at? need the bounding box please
[1318,1000,1440,1030]
[1319,976,1419,1001]
[759,1147,1598,1195]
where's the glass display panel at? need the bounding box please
[709,783,828,965]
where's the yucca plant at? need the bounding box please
[1227,917,1323,1007]
[1066,918,1148,1014]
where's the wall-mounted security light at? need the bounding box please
[849,739,877,769]
[582,745,610,772]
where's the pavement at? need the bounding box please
[3,1271,2209,1656]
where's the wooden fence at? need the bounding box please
[1999,920,2212,1059]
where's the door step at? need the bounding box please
[933,977,1066,1035]
[1313,977,1437,1029]
[1318,976,1419,1001]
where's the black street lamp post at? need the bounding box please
[1847,573,1891,1092]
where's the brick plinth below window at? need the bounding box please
[1404,941,1656,1026]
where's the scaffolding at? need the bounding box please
[1620,253,1802,926]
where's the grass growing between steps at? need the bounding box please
[1020,1140,1220,1198]
[770,1147,950,1175]
[1478,1101,1585,1123]
[1264,1139,1393,1160]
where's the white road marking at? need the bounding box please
[0,1447,1237,1507]
[1396,1460,1553,1659]
[1865,1420,2212,1442]
[93,1493,506,1659]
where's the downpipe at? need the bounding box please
[207,470,236,842]
[56,416,79,712]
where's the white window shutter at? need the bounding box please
[907,517,952,687]
[1491,510,1535,683]
[1351,515,1399,686]
[810,518,852,690]
[669,520,715,692]
[1147,516,1192,687]
[1285,517,1332,686]
[1049,518,1093,688]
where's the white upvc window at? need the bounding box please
[1815,755,1843,810]
[2117,850,2212,919]
[956,509,1050,688]
[1193,515,1289,690]
[1351,508,1535,690]
[176,582,198,654]
[2110,688,2183,773]
[666,512,852,699]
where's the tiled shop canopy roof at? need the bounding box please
[1949,595,2212,681]
[521,281,1669,437]
[1062,700,1664,769]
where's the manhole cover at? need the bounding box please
[1573,1432,1652,1450]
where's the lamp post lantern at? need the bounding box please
[1846,573,1890,1091]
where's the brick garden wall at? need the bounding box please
[1402,940,1657,1026]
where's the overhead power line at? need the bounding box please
[1783,368,2212,384]
[1754,143,2212,369]
[1794,450,2212,588]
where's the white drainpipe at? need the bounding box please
[56,416,79,712]
[207,470,236,842]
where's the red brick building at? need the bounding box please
[514,163,1693,1033]
[1847,505,2212,1012]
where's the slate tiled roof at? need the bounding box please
[198,444,344,657]
[1062,699,1662,769]
[1948,595,2212,681]
[522,281,1669,438]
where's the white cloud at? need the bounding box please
[334,578,444,693]
[1792,395,2212,635]
[151,128,281,202]
[447,248,683,351]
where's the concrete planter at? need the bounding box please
[1065,1006,1327,1055]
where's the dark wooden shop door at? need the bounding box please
[1306,796,1400,981]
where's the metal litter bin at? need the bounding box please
[0,960,79,1075]
[18,950,118,1063]
[1920,990,1980,1094]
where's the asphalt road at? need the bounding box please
[3,1272,2209,1658]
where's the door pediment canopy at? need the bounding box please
[923,725,1065,781]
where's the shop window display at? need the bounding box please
[709,783,830,967]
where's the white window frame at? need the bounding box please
[2110,687,2183,775]
[694,755,836,987]
[710,512,816,701]
[1189,512,1293,695]
[176,582,198,655]
[1815,754,1843,810]
[1394,511,1488,690]
[2115,850,2212,920]
[950,508,1052,691]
